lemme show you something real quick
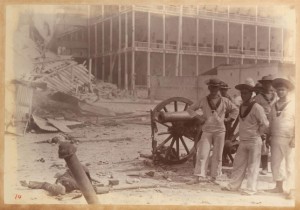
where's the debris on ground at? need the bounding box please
[51,164,66,170]
[140,154,153,159]
[94,186,111,194]
[36,158,45,163]
[108,180,119,186]
[126,178,141,184]
[143,159,154,167]
[145,171,155,177]
[32,114,83,133]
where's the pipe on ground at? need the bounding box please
[58,142,99,204]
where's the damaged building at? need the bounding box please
[54,5,295,94]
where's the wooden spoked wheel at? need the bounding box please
[151,97,200,164]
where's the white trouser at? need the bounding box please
[228,139,262,192]
[271,136,295,192]
[194,131,225,178]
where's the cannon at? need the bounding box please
[150,97,239,165]
[150,97,202,164]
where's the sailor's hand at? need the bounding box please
[261,134,267,141]
[224,117,234,123]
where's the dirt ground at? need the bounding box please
[4,97,295,207]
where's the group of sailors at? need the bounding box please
[186,75,295,199]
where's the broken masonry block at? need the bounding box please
[108,179,119,186]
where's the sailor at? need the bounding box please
[221,81,269,195]
[187,78,238,184]
[255,75,278,175]
[220,81,233,102]
[265,78,295,200]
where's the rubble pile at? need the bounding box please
[93,80,129,100]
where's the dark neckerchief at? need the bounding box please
[275,100,290,117]
[207,95,221,113]
[261,92,275,104]
[239,100,256,120]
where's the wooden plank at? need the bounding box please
[32,115,58,132]
[47,118,73,133]
[78,101,116,117]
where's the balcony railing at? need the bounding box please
[229,48,242,54]
[135,41,148,48]
[198,46,212,52]
[150,42,164,49]
[244,50,256,55]
[165,5,180,13]
[182,6,197,15]
[165,43,177,50]
[182,45,197,52]
[270,51,282,58]
[131,5,281,26]
[127,41,284,61]
[257,50,269,57]
[229,13,256,22]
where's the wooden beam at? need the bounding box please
[132,7,135,93]
[102,6,105,80]
[118,5,122,87]
[125,12,128,90]
[196,6,199,76]
[241,23,244,64]
[255,6,258,64]
[89,58,92,84]
[95,24,97,78]
[268,26,271,63]
[147,11,151,89]
[212,19,214,67]
[255,24,257,64]
[227,21,229,64]
[175,6,182,76]
[281,27,284,63]
[180,54,182,76]
[110,18,113,82]
[163,6,166,76]
[88,5,91,59]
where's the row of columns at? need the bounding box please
[88,5,286,90]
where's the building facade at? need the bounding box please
[55,5,295,91]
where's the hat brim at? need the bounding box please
[235,84,254,91]
[272,78,294,91]
[258,79,273,83]
[207,83,221,87]
[220,86,230,89]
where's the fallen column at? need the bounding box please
[58,142,99,204]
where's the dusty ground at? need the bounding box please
[4,97,295,206]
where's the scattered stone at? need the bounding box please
[127,172,142,177]
[71,193,82,199]
[97,161,109,165]
[145,171,155,177]
[143,159,154,167]
[140,153,153,159]
[50,163,65,170]
[94,186,110,194]
[108,179,119,186]
[36,158,45,163]
[126,178,140,184]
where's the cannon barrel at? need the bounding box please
[158,111,194,123]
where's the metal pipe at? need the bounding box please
[58,142,99,204]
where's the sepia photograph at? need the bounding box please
[3,2,297,207]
